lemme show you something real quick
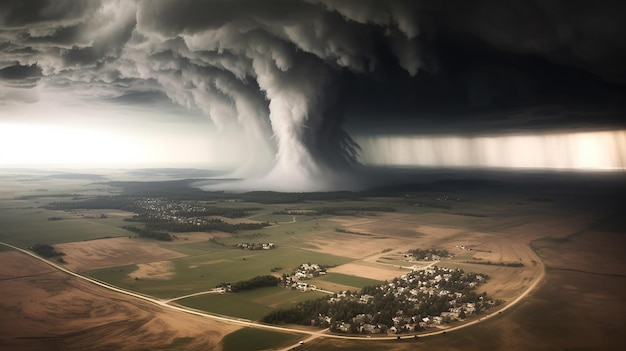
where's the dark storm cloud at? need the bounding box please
[428,0,626,84]
[0,63,42,104]
[1,0,625,185]
[128,0,434,185]
[1,0,136,72]
[0,0,97,28]
[0,63,42,84]
[340,0,626,134]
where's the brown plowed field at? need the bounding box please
[55,237,185,272]
[0,251,239,351]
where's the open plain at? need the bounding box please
[0,170,624,350]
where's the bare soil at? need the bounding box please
[303,213,541,302]
[172,231,230,243]
[55,237,185,272]
[303,229,412,259]
[0,251,239,351]
[328,261,408,281]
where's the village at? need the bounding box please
[270,258,499,335]
[327,266,497,334]
[113,197,268,233]
[129,197,252,223]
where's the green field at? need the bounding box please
[88,264,142,290]
[88,247,353,299]
[320,273,383,289]
[178,286,327,320]
[221,327,304,351]
[252,216,334,236]
[0,207,132,247]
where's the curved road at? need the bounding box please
[1,240,545,349]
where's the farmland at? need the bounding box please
[0,169,624,350]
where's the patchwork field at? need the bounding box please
[1,171,624,350]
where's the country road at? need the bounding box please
[164,288,225,303]
[1,240,545,350]
[0,242,304,335]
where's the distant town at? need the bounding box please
[265,257,500,334]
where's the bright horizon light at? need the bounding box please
[357,130,626,171]
[3,118,626,173]
[0,122,216,168]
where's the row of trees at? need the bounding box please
[29,243,66,263]
[273,206,395,217]
[122,225,173,241]
[124,217,269,233]
[465,260,524,267]
[263,295,331,325]
[218,275,280,292]
[46,196,130,210]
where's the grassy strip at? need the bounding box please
[221,327,304,351]
[321,272,383,289]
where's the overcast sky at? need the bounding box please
[1,0,625,189]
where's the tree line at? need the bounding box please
[29,243,66,263]
[124,217,269,233]
[122,225,173,241]
[218,275,280,292]
[273,206,395,216]
[464,260,524,267]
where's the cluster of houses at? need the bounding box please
[129,198,257,230]
[317,266,496,334]
[134,197,203,216]
[404,248,453,261]
[235,242,276,250]
[131,198,214,226]
[282,263,327,291]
